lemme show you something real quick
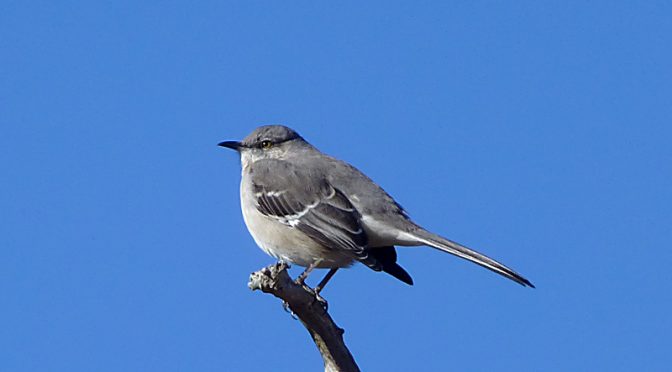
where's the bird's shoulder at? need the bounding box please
[249,156,321,181]
[248,158,330,202]
[249,155,408,221]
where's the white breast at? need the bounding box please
[238,171,353,268]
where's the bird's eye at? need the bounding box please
[260,140,273,149]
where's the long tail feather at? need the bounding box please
[412,229,534,288]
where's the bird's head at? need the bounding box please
[219,125,309,165]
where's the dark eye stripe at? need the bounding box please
[250,136,297,149]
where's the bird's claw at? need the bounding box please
[282,300,299,319]
[301,284,328,312]
[314,293,328,312]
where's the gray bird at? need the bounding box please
[219,125,533,294]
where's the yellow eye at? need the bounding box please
[260,140,273,149]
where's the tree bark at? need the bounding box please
[248,262,360,372]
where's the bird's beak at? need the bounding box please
[218,141,242,151]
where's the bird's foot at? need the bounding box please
[314,292,328,312]
[282,300,299,319]
[301,284,328,312]
[294,276,307,287]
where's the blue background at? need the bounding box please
[2,2,671,371]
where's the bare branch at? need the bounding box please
[248,263,360,372]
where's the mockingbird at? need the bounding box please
[219,125,533,294]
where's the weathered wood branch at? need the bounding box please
[248,262,360,372]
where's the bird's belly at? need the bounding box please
[240,185,353,268]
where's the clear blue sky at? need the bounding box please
[2,2,671,371]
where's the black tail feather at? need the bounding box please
[368,246,414,285]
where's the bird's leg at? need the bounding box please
[293,259,331,311]
[315,268,339,295]
[295,259,323,286]
[309,268,339,311]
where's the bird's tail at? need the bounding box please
[410,228,534,288]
